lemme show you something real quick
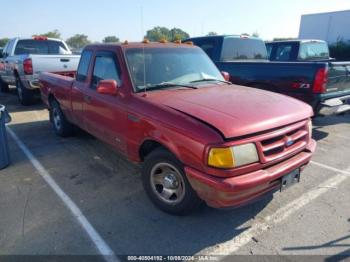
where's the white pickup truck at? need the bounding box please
[0,36,80,105]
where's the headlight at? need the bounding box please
[307,120,313,139]
[208,143,259,169]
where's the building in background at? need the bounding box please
[299,10,350,44]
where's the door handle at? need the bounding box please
[84,95,92,103]
[60,58,70,62]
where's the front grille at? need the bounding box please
[257,121,309,163]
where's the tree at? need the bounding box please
[169,28,190,41]
[145,27,190,42]
[0,38,9,47]
[273,37,297,41]
[207,32,218,36]
[145,27,169,41]
[103,36,120,43]
[252,31,259,37]
[36,30,61,39]
[66,34,91,49]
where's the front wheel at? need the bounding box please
[142,148,202,215]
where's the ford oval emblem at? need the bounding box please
[285,137,294,147]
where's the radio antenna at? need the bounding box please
[141,5,147,96]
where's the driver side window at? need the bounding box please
[91,53,121,90]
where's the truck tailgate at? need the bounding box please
[31,55,80,75]
[327,62,350,93]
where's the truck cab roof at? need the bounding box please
[266,39,327,44]
[186,35,268,62]
[10,36,65,42]
[85,41,198,51]
[186,34,262,42]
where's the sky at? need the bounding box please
[1,0,350,42]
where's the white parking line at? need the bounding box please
[7,127,119,262]
[197,162,350,256]
[311,161,350,176]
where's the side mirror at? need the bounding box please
[97,80,118,96]
[221,71,230,82]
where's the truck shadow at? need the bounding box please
[7,120,274,256]
[313,114,350,127]
[311,114,350,141]
[312,127,329,141]
[0,88,44,114]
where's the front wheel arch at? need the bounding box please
[139,140,165,161]
[137,137,185,165]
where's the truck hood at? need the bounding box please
[144,84,313,139]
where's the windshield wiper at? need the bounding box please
[143,82,198,91]
[190,78,232,84]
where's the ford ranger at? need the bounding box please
[0,36,80,105]
[39,41,316,215]
[186,35,350,115]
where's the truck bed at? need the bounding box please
[217,60,326,105]
[40,72,75,111]
[30,54,80,75]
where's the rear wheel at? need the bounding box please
[142,148,202,215]
[16,78,34,106]
[0,78,9,93]
[50,99,74,137]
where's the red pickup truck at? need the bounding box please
[39,41,316,215]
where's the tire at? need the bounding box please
[50,99,74,137]
[142,148,202,215]
[16,78,34,106]
[0,78,9,93]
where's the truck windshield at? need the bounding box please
[125,47,224,92]
[298,42,329,61]
[14,40,70,55]
[221,37,268,61]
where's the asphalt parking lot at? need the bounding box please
[0,89,349,260]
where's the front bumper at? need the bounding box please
[185,139,316,208]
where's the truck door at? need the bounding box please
[4,39,17,83]
[83,50,127,152]
[71,50,93,127]
[0,44,7,79]
[0,40,13,83]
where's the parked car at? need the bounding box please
[39,41,316,215]
[0,36,80,105]
[186,35,350,115]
